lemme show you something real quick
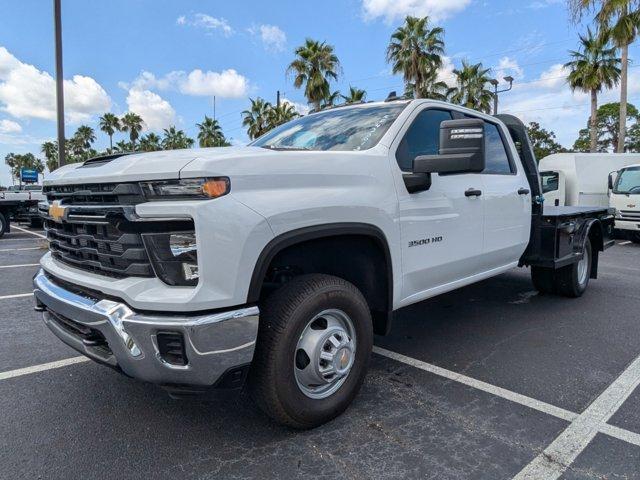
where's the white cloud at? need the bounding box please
[177,13,233,36]
[495,56,524,82]
[125,69,249,99]
[125,89,176,131]
[250,24,287,52]
[436,56,456,87]
[0,47,111,123]
[536,63,570,89]
[362,0,471,22]
[281,98,310,116]
[0,119,21,133]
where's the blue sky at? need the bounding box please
[1,0,639,185]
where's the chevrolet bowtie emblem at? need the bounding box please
[48,201,67,222]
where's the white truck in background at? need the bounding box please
[539,153,640,242]
[608,164,640,242]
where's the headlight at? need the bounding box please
[142,232,199,286]
[140,177,229,200]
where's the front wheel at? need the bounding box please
[249,274,373,429]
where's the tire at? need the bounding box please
[531,266,555,294]
[555,237,592,298]
[249,274,373,429]
[0,212,7,239]
[631,232,640,244]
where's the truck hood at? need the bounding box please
[43,147,276,186]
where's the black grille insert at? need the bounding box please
[48,310,112,356]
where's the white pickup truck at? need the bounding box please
[33,99,614,428]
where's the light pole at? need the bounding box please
[489,76,514,115]
[54,0,66,167]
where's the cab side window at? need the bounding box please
[483,123,514,174]
[395,109,452,171]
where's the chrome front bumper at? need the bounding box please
[33,269,259,387]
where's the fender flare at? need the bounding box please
[247,222,394,308]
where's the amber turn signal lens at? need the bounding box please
[202,178,230,198]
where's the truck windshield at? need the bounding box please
[614,167,640,194]
[251,103,407,151]
[541,171,559,193]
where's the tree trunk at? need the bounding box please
[109,134,113,154]
[618,43,629,153]
[590,89,598,153]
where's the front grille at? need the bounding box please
[44,182,154,278]
[46,215,153,277]
[619,210,640,222]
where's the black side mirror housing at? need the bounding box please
[608,171,617,191]
[413,119,486,175]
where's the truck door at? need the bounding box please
[391,107,485,305]
[478,120,531,269]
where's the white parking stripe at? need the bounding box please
[10,226,47,239]
[513,353,640,479]
[0,247,41,252]
[600,424,640,448]
[374,346,577,421]
[0,292,33,300]
[0,356,90,381]
[0,263,39,269]
[618,241,632,245]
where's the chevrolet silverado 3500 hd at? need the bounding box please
[33,99,614,428]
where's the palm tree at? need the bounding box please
[447,60,494,113]
[161,126,194,150]
[268,103,299,129]
[288,39,341,110]
[242,98,273,140]
[341,86,367,104]
[41,141,58,171]
[565,28,621,152]
[114,140,132,153]
[120,112,144,151]
[571,0,640,152]
[73,125,96,150]
[196,116,227,147]
[386,16,445,99]
[98,113,121,153]
[320,90,342,109]
[139,133,162,152]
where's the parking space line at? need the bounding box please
[0,247,41,252]
[618,241,632,245]
[0,263,39,269]
[0,356,90,381]
[600,424,640,448]
[513,353,640,479]
[10,226,47,239]
[373,346,577,421]
[0,292,33,300]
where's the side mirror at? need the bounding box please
[413,119,486,175]
[608,171,617,191]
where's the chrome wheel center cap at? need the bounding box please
[335,346,353,375]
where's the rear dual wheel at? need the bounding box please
[0,212,7,238]
[249,274,373,429]
[531,237,592,298]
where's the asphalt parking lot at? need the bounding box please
[1,225,639,480]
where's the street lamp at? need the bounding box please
[490,76,514,115]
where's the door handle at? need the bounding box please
[518,188,530,195]
[465,188,482,197]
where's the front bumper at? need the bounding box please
[33,269,259,387]
[615,219,640,232]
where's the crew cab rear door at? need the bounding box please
[477,119,531,268]
[390,106,485,306]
